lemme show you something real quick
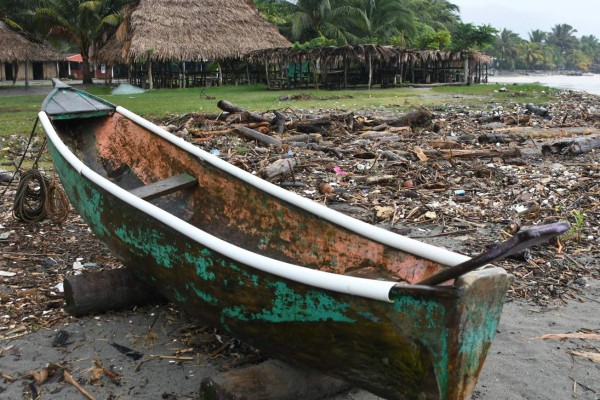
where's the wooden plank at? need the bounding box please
[129,173,197,201]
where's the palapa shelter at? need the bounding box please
[96,0,291,89]
[246,45,492,90]
[0,20,62,84]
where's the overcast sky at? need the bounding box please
[451,0,598,40]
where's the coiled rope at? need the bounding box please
[2,117,70,223]
[12,169,50,223]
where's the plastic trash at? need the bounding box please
[526,103,549,117]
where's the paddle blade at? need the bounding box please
[418,221,570,286]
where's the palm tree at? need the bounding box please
[520,42,543,72]
[580,35,600,64]
[495,28,522,72]
[344,0,417,44]
[0,0,45,33]
[290,0,354,43]
[407,0,460,30]
[528,29,547,44]
[34,0,129,83]
[547,23,578,52]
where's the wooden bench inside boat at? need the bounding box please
[129,173,197,201]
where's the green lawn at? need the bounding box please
[0,82,556,159]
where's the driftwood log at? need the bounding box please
[288,118,332,133]
[217,100,274,124]
[493,127,600,137]
[274,110,287,134]
[422,147,521,160]
[478,133,528,144]
[280,133,322,143]
[542,134,600,155]
[64,268,164,317]
[233,125,282,147]
[199,359,351,400]
[375,107,433,128]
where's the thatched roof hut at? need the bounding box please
[246,45,491,67]
[97,0,291,64]
[0,20,62,63]
[246,45,492,89]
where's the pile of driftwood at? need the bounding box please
[156,91,600,307]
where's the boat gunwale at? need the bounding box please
[37,84,487,304]
[40,110,412,303]
[115,106,471,267]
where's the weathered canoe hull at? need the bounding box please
[39,86,511,400]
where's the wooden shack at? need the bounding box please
[246,45,491,90]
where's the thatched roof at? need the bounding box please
[0,20,62,63]
[246,45,492,66]
[97,0,291,64]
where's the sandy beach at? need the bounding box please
[1,281,598,399]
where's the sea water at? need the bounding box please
[488,73,600,95]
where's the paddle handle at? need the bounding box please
[418,222,570,286]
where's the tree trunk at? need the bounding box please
[82,55,93,84]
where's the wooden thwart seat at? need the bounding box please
[130,173,197,201]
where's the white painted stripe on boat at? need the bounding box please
[117,106,471,267]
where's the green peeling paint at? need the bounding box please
[222,282,355,324]
[393,296,449,396]
[173,288,187,303]
[47,142,110,237]
[185,282,219,305]
[115,225,178,268]
[183,249,216,281]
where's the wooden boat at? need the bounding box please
[39,81,565,400]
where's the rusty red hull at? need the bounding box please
[40,83,511,400]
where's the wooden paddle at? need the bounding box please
[418,221,570,286]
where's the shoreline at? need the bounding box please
[487,70,600,95]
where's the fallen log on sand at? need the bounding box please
[542,133,600,156]
[64,269,165,317]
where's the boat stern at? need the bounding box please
[446,267,512,398]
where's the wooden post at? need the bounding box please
[64,268,165,317]
[217,63,223,86]
[147,58,153,90]
[182,61,186,88]
[368,53,372,90]
[343,56,348,89]
[24,60,30,90]
[264,62,270,87]
[463,55,469,84]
